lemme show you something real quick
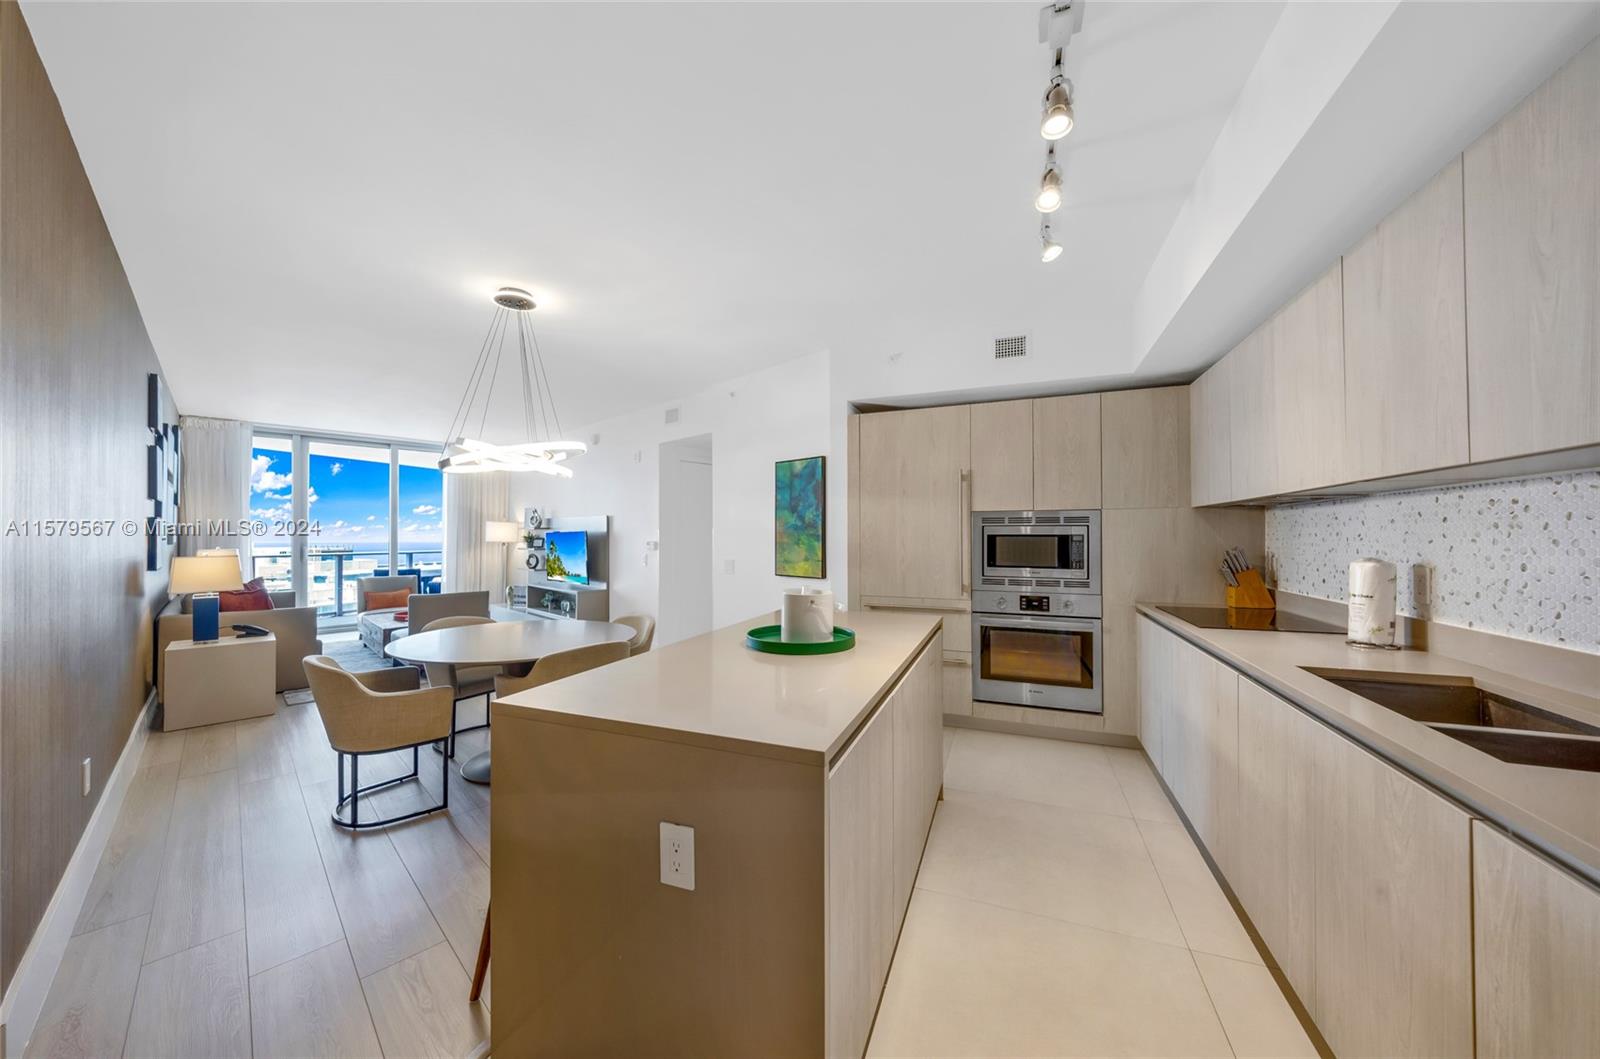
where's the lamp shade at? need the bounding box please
[170,554,245,594]
[485,520,521,543]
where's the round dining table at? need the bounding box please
[385,617,634,784]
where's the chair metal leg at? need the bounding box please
[331,740,449,830]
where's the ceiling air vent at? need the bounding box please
[664,407,681,425]
[993,334,1028,360]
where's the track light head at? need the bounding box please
[1041,81,1074,140]
[1040,221,1062,263]
[1034,153,1062,214]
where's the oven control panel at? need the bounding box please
[971,589,1102,619]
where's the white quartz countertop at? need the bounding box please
[494,609,942,765]
[1137,603,1600,884]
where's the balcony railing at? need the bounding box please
[249,549,444,618]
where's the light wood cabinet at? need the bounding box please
[1162,638,1238,875]
[1227,323,1278,501]
[1102,387,1189,509]
[1311,724,1474,1058]
[941,660,972,718]
[826,698,895,1059]
[1473,822,1600,1058]
[858,406,971,603]
[1464,38,1600,462]
[1189,354,1232,506]
[1136,616,1173,772]
[892,644,943,917]
[1270,264,1347,493]
[1032,393,1101,509]
[970,400,1033,511]
[1233,676,1320,1003]
[1342,158,1471,481]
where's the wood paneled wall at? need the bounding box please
[1,4,173,989]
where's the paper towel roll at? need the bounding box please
[781,587,834,643]
[1348,559,1397,646]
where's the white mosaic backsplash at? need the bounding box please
[1265,470,1599,653]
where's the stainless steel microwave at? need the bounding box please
[972,510,1100,594]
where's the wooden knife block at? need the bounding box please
[1224,568,1276,609]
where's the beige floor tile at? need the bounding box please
[139,728,187,771]
[1193,952,1317,1058]
[944,729,1130,817]
[300,779,444,977]
[282,700,339,787]
[240,772,345,975]
[25,915,147,1059]
[383,812,490,999]
[178,722,238,778]
[915,789,1185,947]
[124,931,251,1059]
[74,763,178,934]
[868,889,1233,1058]
[250,940,383,1059]
[1105,746,1182,824]
[144,768,245,963]
[1139,818,1262,964]
[235,712,298,785]
[362,940,490,1059]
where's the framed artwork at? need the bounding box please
[774,455,826,579]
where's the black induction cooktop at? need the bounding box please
[1156,605,1346,635]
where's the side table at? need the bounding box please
[163,633,277,730]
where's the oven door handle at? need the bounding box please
[976,614,1100,632]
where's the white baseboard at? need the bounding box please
[0,690,156,1056]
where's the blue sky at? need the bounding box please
[251,447,443,549]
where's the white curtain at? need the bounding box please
[178,415,254,563]
[444,471,511,596]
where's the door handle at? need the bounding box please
[959,470,971,595]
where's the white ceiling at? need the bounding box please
[22,2,1598,438]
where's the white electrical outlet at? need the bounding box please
[81,758,92,797]
[659,821,695,891]
[723,558,735,574]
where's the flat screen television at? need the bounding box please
[544,530,589,585]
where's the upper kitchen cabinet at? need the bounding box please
[1342,158,1471,481]
[1464,38,1600,462]
[1189,351,1232,506]
[858,405,972,604]
[1032,393,1101,509]
[1227,322,1278,501]
[1270,264,1347,493]
[1102,387,1189,509]
[970,400,1034,511]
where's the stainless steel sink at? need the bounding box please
[1302,668,1600,773]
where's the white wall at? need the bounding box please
[509,351,835,636]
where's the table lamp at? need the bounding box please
[171,552,244,643]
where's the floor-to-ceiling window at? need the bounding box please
[249,434,295,594]
[247,429,444,630]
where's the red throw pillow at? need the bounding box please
[364,588,411,611]
[218,577,274,612]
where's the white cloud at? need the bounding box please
[330,462,343,476]
[412,504,441,516]
[250,454,292,494]
[366,514,376,521]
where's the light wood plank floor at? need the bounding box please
[26,684,494,1059]
[30,697,1314,1057]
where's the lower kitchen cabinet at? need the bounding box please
[1233,675,1321,1001]
[892,644,944,915]
[1473,822,1600,1058]
[941,659,972,717]
[1163,638,1238,875]
[1136,616,1174,772]
[1311,718,1474,1058]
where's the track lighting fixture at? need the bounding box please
[1034,148,1062,213]
[1040,221,1062,263]
[1041,76,1074,140]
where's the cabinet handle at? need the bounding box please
[958,469,970,595]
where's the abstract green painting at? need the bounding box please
[774,455,826,578]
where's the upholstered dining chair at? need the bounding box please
[302,656,454,830]
[613,614,656,656]
[420,615,504,757]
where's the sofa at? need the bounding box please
[157,590,323,698]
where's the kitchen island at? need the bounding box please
[489,608,944,1059]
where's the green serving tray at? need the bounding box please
[745,625,856,655]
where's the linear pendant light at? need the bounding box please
[438,287,587,476]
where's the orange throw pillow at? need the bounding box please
[364,588,411,611]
